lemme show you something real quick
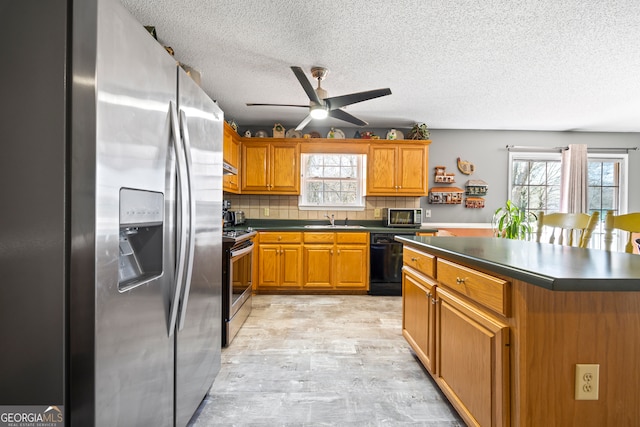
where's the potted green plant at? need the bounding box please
[492,200,537,240]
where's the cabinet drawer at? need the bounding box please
[403,246,435,278]
[303,232,335,243]
[437,258,509,317]
[259,232,302,244]
[336,232,368,244]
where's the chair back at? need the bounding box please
[604,211,640,253]
[535,211,599,248]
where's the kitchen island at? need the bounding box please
[396,235,640,427]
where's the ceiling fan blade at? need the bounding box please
[291,66,322,106]
[294,114,314,131]
[325,88,392,110]
[328,109,368,127]
[246,103,308,108]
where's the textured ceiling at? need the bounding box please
[120,0,640,132]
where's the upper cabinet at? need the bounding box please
[241,141,300,194]
[367,142,429,196]
[223,122,240,193]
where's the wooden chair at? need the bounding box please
[604,211,640,253]
[535,211,599,248]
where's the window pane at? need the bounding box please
[512,161,530,185]
[325,166,340,177]
[588,162,602,186]
[528,162,547,185]
[547,186,560,210]
[528,186,547,210]
[602,162,615,186]
[547,162,561,186]
[601,187,618,210]
[588,188,602,211]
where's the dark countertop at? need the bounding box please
[396,235,640,292]
[236,219,438,234]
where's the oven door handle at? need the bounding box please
[231,243,254,259]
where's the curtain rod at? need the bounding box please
[506,145,638,153]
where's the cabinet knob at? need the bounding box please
[456,277,465,284]
[411,257,418,262]
[337,249,340,255]
[278,236,282,241]
[330,249,334,255]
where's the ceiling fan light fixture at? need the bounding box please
[309,105,328,120]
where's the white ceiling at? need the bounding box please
[120,0,640,132]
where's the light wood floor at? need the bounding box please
[189,294,464,426]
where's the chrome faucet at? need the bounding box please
[324,214,335,226]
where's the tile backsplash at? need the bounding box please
[223,195,422,220]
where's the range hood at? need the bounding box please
[223,162,238,176]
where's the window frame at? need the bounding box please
[298,153,367,211]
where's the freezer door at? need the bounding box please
[175,69,223,427]
[91,1,177,425]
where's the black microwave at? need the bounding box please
[383,208,422,227]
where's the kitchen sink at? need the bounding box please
[304,225,365,229]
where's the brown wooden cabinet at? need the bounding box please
[256,232,302,290]
[367,143,429,196]
[223,122,240,193]
[241,141,299,194]
[402,268,436,373]
[435,286,510,427]
[402,245,510,427]
[302,232,369,291]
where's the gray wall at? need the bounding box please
[238,124,639,224]
[426,129,640,224]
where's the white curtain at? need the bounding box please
[560,144,588,213]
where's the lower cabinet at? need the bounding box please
[402,249,510,427]
[302,232,369,291]
[255,231,369,292]
[402,268,436,373]
[435,286,510,427]
[256,232,302,290]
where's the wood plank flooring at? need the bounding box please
[189,295,464,426]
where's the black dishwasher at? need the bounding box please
[369,231,417,296]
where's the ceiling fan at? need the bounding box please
[246,66,392,131]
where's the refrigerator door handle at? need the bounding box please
[177,109,196,331]
[168,101,189,336]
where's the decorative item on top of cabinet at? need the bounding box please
[226,120,238,132]
[386,129,404,140]
[457,157,475,175]
[407,123,430,140]
[434,165,456,183]
[429,187,464,204]
[465,179,489,196]
[273,123,285,138]
[465,197,485,209]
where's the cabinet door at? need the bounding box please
[402,269,436,373]
[397,145,427,195]
[257,244,280,288]
[436,287,510,427]
[223,124,240,193]
[241,142,270,192]
[302,245,334,288]
[270,143,300,194]
[334,244,368,289]
[367,145,397,195]
[280,245,302,288]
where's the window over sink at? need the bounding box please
[299,153,366,210]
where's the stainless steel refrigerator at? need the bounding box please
[0,0,222,425]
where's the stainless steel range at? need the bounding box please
[222,229,257,346]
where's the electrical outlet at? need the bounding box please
[424,209,431,218]
[374,208,381,218]
[575,364,599,400]
[263,207,269,217]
